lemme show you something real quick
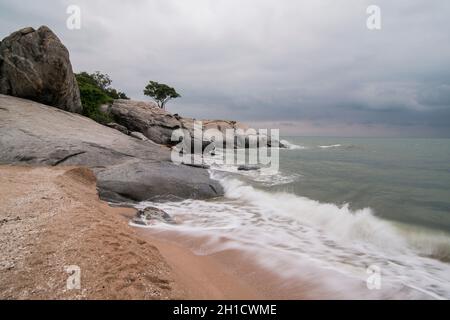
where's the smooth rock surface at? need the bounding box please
[0,94,223,202]
[0,26,82,113]
[108,99,182,145]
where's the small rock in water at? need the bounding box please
[237,165,261,171]
[132,207,175,226]
[182,162,210,169]
[278,141,288,149]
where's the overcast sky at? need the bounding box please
[1,0,450,137]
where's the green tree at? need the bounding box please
[105,88,129,100]
[75,71,129,124]
[76,72,113,124]
[143,81,180,109]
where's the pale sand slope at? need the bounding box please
[0,165,265,299]
[0,165,184,299]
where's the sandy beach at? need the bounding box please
[138,231,313,300]
[0,165,296,299]
[1,3,450,303]
[0,165,185,299]
[3,165,442,300]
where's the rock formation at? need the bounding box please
[0,25,283,204]
[105,99,285,150]
[0,26,82,113]
[108,99,182,145]
[0,94,222,202]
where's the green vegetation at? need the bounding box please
[143,81,180,109]
[75,71,129,124]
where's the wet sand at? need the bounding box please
[1,165,307,299]
[135,230,311,299]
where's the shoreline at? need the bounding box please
[138,233,264,299]
[0,164,307,299]
[135,230,312,299]
[0,165,185,299]
[1,165,441,299]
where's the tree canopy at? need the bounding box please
[75,71,129,123]
[143,81,180,109]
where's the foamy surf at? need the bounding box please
[201,148,300,186]
[319,144,342,149]
[136,167,450,299]
[280,140,306,150]
[134,138,450,299]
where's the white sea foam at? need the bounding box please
[280,140,306,150]
[201,148,299,186]
[136,170,450,299]
[319,144,342,149]
[134,138,450,299]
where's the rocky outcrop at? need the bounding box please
[0,95,222,202]
[106,122,128,134]
[0,26,82,113]
[106,99,286,150]
[107,99,216,153]
[108,99,182,145]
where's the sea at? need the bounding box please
[134,137,450,299]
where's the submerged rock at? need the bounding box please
[238,165,261,171]
[279,140,288,148]
[267,138,288,149]
[0,26,82,113]
[132,207,175,226]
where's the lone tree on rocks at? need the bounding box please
[143,81,180,109]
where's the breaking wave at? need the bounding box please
[280,140,306,150]
[137,170,450,299]
[319,144,342,149]
[134,138,450,299]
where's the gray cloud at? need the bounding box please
[1,0,449,136]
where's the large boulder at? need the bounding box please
[0,26,82,113]
[108,99,182,145]
[107,100,214,154]
[0,95,223,202]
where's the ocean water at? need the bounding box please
[134,137,450,299]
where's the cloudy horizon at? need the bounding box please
[1,0,450,137]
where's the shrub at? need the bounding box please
[75,71,129,124]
